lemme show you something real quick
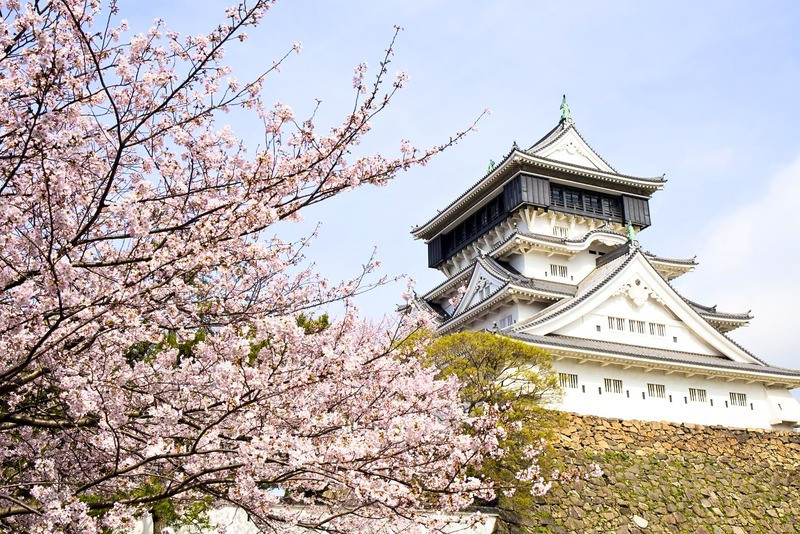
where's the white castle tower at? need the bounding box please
[413,100,800,430]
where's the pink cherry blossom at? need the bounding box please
[0,1,501,532]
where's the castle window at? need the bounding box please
[729,392,747,407]
[498,314,514,329]
[584,193,604,214]
[549,184,624,220]
[549,264,568,278]
[559,373,579,389]
[647,383,666,398]
[629,319,646,334]
[478,283,492,300]
[649,322,666,336]
[553,225,568,238]
[608,316,626,331]
[564,189,582,210]
[689,388,707,403]
[604,378,623,394]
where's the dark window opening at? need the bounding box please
[550,184,623,220]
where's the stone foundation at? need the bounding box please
[498,414,800,533]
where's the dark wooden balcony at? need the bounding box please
[428,172,650,268]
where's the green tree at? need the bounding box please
[426,332,564,516]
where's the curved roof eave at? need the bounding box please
[490,229,629,259]
[509,333,800,385]
[412,150,664,241]
[411,145,519,240]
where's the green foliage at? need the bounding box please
[125,329,208,366]
[85,480,212,533]
[425,332,565,516]
[127,315,328,369]
[296,313,330,334]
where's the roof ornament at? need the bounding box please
[487,159,496,173]
[626,221,637,245]
[560,94,570,122]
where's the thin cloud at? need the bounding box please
[678,153,800,373]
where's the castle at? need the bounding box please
[413,103,800,430]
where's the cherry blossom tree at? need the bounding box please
[0,1,504,531]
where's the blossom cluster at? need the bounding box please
[0,1,491,532]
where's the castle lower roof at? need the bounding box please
[509,333,800,385]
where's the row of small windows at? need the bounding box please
[440,196,505,258]
[559,373,579,389]
[550,184,623,219]
[604,378,623,394]
[689,387,707,403]
[497,314,514,329]
[607,316,666,337]
[647,383,666,399]
[550,264,568,278]
[558,373,750,408]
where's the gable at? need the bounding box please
[516,251,763,366]
[554,291,721,357]
[530,127,615,173]
[453,261,507,316]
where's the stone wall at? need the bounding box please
[498,414,800,533]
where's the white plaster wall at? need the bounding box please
[513,250,601,286]
[526,212,596,238]
[551,359,799,430]
[555,294,721,356]
[764,387,800,426]
[508,253,525,275]
[465,302,521,332]
[516,302,549,323]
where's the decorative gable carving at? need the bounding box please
[515,251,763,366]
[613,278,665,307]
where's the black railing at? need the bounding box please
[550,184,623,221]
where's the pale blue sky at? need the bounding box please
[123,1,800,372]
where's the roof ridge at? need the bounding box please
[419,261,475,300]
[437,282,512,330]
[527,121,565,152]
[490,228,628,257]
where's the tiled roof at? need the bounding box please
[413,122,664,239]
[682,297,751,321]
[510,249,636,331]
[430,256,577,331]
[435,282,512,331]
[643,251,698,266]
[412,144,518,237]
[508,333,800,379]
[420,261,474,300]
[490,228,628,257]
[527,153,665,183]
